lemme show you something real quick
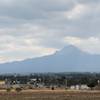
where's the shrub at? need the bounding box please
[51,86,54,90]
[6,88,11,92]
[87,80,97,90]
[15,87,22,92]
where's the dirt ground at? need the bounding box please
[0,90,100,100]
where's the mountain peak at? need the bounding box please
[0,45,100,73]
[55,45,84,56]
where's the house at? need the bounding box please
[80,84,89,90]
[70,84,89,90]
[0,80,6,89]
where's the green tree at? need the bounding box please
[87,80,97,90]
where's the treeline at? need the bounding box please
[0,72,99,87]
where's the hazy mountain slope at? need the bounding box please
[0,45,100,73]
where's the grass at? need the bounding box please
[0,90,100,100]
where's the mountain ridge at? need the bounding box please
[0,45,100,73]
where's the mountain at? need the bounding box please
[0,45,100,73]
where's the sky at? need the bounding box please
[0,0,100,63]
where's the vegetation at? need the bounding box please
[0,72,100,87]
[0,90,100,100]
[87,80,97,90]
[15,87,22,92]
[0,72,100,100]
[6,88,11,92]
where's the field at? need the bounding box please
[0,90,100,100]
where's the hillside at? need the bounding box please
[0,45,100,73]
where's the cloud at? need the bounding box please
[64,4,87,20]
[64,36,100,54]
[0,0,99,62]
[0,34,57,63]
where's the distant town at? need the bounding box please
[0,72,100,91]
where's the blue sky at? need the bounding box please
[0,0,100,63]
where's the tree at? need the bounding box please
[87,80,97,90]
[6,88,11,92]
[15,87,22,92]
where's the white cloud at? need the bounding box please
[0,33,58,62]
[0,22,62,63]
[64,36,100,54]
[0,0,99,63]
[64,4,87,19]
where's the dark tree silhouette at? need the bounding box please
[87,80,97,90]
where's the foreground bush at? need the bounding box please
[6,88,11,92]
[15,87,22,92]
